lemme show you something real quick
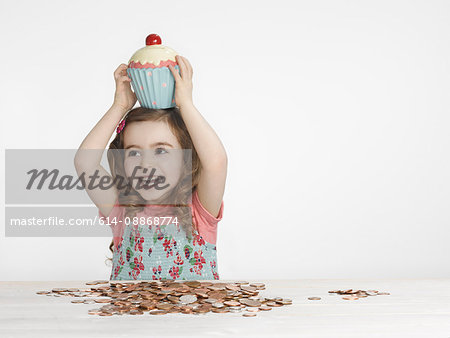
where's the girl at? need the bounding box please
[74,55,227,280]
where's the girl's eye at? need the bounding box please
[128,150,141,157]
[155,148,168,155]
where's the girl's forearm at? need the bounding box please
[179,102,227,169]
[74,104,127,168]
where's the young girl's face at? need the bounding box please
[122,120,184,203]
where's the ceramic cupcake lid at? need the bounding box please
[128,34,178,69]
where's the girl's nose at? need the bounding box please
[140,150,155,170]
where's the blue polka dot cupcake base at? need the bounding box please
[127,65,178,109]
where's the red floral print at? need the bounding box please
[193,232,205,246]
[133,256,144,272]
[163,237,177,258]
[152,265,162,280]
[134,236,144,252]
[129,269,141,279]
[190,264,204,275]
[173,252,184,266]
[169,266,181,279]
[193,250,206,267]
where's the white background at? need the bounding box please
[0,0,449,280]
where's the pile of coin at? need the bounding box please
[36,280,292,317]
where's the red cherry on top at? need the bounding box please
[146,34,162,46]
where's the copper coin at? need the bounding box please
[243,312,257,317]
[94,299,111,303]
[224,300,240,307]
[85,281,99,285]
[259,305,272,311]
[149,310,168,315]
[308,297,321,300]
[129,309,144,315]
[266,301,282,307]
[184,281,201,288]
[71,299,86,303]
[241,285,257,292]
[239,299,261,307]
[88,308,102,315]
[276,299,292,305]
[52,288,68,292]
[342,296,359,300]
[208,291,227,300]
[157,303,174,310]
[225,284,240,291]
[250,283,265,288]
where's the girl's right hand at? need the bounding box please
[112,64,137,112]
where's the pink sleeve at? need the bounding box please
[98,199,125,250]
[191,189,224,245]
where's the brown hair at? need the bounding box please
[104,106,202,264]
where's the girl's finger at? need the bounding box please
[176,55,187,79]
[114,64,127,73]
[168,64,181,82]
[116,76,131,85]
[181,56,193,78]
[114,64,128,79]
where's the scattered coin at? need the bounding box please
[308,297,321,300]
[243,312,257,317]
[71,299,86,303]
[326,289,390,300]
[266,301,282,307]
[277,298,292,305]
[259,305,272,311]
[87,308,102,315]
[94,299,111,303]
[342,296,359,300]
[224,300,240,307]
[52,288,68,292]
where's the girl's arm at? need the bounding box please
[169,56,227,218]
[74,64,136,217]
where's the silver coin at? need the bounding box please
[179,294,197,304]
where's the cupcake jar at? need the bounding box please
[127,33,180,109]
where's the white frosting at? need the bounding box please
[129,44,178,66]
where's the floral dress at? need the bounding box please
[110,221,219,281]
[99,190,223,281]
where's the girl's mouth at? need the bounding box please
[139,176,162,189]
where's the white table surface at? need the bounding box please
[1,279,450,337]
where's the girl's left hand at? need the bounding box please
[168,55,194,109]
